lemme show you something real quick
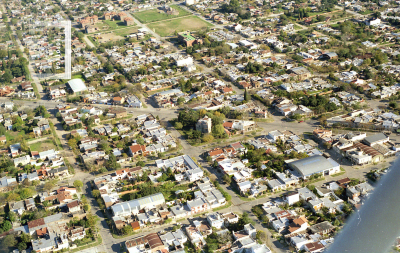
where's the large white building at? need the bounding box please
[176,56,194,67]
[287,155,340,179]
[111,193,165,216]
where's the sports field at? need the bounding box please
[147,16,213,37]
[132,5,190,23]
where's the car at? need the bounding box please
[299,121,304,123]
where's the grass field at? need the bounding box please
[113,27,138,37]
[30,139,57,152]
[148,16,213,37]
[132,5,190,23]
[103,20,128,29]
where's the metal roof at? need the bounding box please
[68,79,87,93]
[289,155,339,177]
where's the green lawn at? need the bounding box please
[30,139,57,152]
[133,5,190,23]
[5,131,23,142]
[148,16,213,37]
[113,27,138,37]
[103,20,127,29]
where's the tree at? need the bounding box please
[202,134,214,143]
[137,161,145,167]
[17,242,27,252]
[2,221,12,232]
[73,180,83,191]
[43,181,55,192]
[83,204,91,212]
[122,225,133,235]
[92,190,100,198]
[212,124,225,138]
[0,234,17,251]
[237,212,254,230]
[20,188,35,200]
[68,138,77,149]
[174,122,183,130]
[244,88,250,102]
[20,233,31,244]
[223,174,231,185]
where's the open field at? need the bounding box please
[132,5,190,23]
[30,139,57,152]
[148,16,213,37]
[113,26,138,37]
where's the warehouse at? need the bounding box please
[287,155,340,179]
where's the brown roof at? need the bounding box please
[28,218,45,229]
[67,200,79,209]
[129,144,146,154]
[223,121,233,128]
[36,227,48,236]
[305,241,325,252]
[131,221,140,230]
[145,233,163,249]
[337,177,351,185]
[208,148,223,157]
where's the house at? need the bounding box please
[10,143,21,157]
[187,198,210,214]
[113,97,125,105]
[128,144,147,157]
[125,233,165,253]
[67,200,81,213]
[0,176,17,192]
[48,166,69,178]
[10,200,25,215]
[70,227,86,242]
[207,212,224,229]
[304,241,325,252]
[288,217,309,234]
[159,229,188,249]
[309,221,335,235]
[185,168,203,182]
[285,192,300,206]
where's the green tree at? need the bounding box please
[174,122,183,130]
[2,220,12,232]
[122,225,133,235]
[223,174,231,185]
[244,88,250,102]
[202,134,214,143]
[73,180,83,191]
[212,124,225,138]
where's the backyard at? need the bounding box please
[29,139,57,152]
[148,16,213,37]
[132,5,190,23]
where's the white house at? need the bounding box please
[185,168,203,182]
[207,212,224,229]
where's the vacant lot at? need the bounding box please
[113,26,138,37]
[148,16,212,37]
[96,32,125,43]
[30,139,57,152]
[133,5,190,23]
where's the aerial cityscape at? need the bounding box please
[0,0,398,252]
